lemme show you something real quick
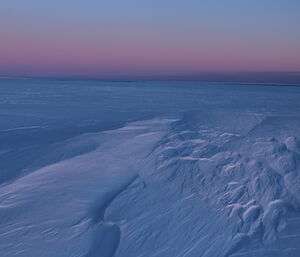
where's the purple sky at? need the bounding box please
[1,0,300,78]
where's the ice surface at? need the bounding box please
[1,79,300,256]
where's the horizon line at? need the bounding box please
[1,71,300,85]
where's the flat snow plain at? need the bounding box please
[0,79,300,257]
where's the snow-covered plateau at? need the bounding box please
[0,79,300,257]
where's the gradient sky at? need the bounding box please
[1,0,300,78]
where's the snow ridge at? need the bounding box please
[1,113,300,256]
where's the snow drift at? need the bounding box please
[1,79,300,257]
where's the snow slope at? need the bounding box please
[0,120,167,256]
[1,79,300,256]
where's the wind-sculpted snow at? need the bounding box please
[1,79,300,257]
[0,120,167,256]
[1,115,300,256]
[149,111,300,256]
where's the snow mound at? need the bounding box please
[150,110,300,251]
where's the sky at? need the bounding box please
[0,0,300,78]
